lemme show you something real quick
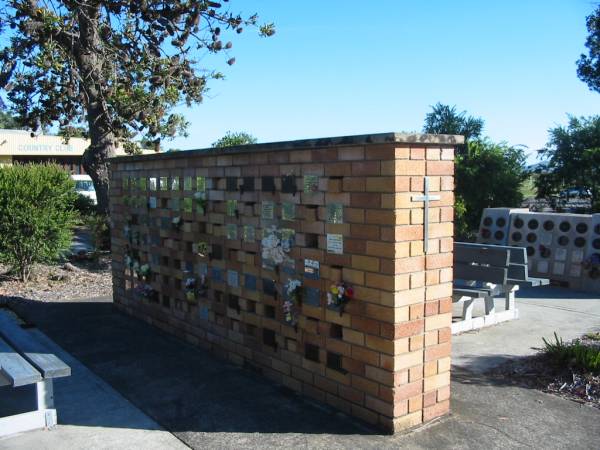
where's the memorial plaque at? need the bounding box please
[243,225,256,242]
[282,202,295,221]
[196,176,206,192]
[226,224,238,240]
[226,200,238,217]
[555,248,568,261]
[304,259,320,280]
[183,198,193,213]
[537,260,549,273]
[303,175,319,194]
[553,262,565,276]
[282,175,297,194]
[211,267,223,282]
[226,177,238,192]
[262,278,277,297]
[572,250,584,264]
[327,234,344,254]
[160,177,168,191]
[227,270,239,288]
[261,176,276,192]
[327,203,344,224]
[304,287,321,307]
[184,176,193,191]
[197,263,208,276]
[244,274,257,291]
[281,228,296,250]
[540,233,552,246]
[261,201,275,220]
[199,306,209,321]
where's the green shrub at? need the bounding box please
[84,214,111,252]
[73,194,97,217]
[543,332,600,374]
[0,164,78,281]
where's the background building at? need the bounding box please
[0,129,152,173]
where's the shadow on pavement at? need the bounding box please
[2,296,381,436]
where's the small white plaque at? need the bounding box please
[327,234,344,254]
[572,250,584,264]
[555,248,568,262]
[540,233,553,246]
[537,260,549,273]
[552,262,565,276]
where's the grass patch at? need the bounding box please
[543,332,600,374]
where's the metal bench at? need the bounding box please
[452,242,549,334]
[0,310,71,437]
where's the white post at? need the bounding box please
[36,379,54,410]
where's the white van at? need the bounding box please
[71,174,97,204]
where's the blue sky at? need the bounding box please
[171,1,597,161]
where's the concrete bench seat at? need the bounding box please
[452,242,548,334]
[0,309,71,437]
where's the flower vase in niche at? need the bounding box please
[184,277,197,302]
[194,192,207,214]
[283,278,302,329]
[137,264,152,283]
[134,284,158,302]
[327,282,354,316]
[195,241,210,259]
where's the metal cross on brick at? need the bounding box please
[412,177,440,254]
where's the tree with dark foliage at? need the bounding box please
[577,5,600,94]
[423,102,484,156]
[0,1,274,213]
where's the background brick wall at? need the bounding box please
[109,133,459,433]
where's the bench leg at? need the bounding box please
[484,295,496,315]
[37,379,54,410]
[462,299,474,321]
[505,285,518,311]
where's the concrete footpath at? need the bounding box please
[1,286,599,449]
[0,325,185,449]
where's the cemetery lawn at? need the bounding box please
[0,255,112,302]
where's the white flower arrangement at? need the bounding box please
[285,278,302,296]
[261,226,293,267]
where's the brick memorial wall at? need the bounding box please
[109,132,461,432]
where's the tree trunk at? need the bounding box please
[76,3,116,216]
